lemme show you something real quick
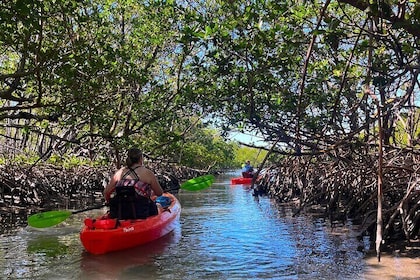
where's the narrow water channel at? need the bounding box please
[0,172,418,279]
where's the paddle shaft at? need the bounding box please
[72,204,107,214]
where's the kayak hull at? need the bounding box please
[231,177,253,185]
[80,193,181,254]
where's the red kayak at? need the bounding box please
[231,177,253,184]
[80,193,181,254]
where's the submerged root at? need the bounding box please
[253,147,420,250]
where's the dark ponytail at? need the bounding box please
[126,148,142,167]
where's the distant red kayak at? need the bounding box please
[231,177,253,184]
[80,193,181,254]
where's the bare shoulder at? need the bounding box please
[139,166,155,176]
[111,167,125,180]
[144,166,156,173]
[116,167,125,176]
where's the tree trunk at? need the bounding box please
[375,97,384,262]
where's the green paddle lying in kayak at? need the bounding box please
[180,174,215,191]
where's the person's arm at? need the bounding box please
[145,169,164,197]
[103,170,121,202]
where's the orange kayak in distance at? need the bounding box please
[230,177,253,185]
[80,193,181,254]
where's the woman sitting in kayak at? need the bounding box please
[103,147,164,220]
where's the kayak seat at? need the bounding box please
[109,186,157,220]
[117,186,137,219]
[84,218,118,229]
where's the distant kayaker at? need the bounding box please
[103,147,164,220]
[241,160,254,178]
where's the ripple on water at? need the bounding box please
[0,175,418,280]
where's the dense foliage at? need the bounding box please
[1,0,419,165]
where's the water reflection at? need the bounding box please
[80,228,181,279]
[1,226,80,279]
[27,235,70,257]
[0,172,418,279]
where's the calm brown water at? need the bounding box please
[0,172,419,279]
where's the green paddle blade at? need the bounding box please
[180,174,215,191]
[27,210,72,228]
